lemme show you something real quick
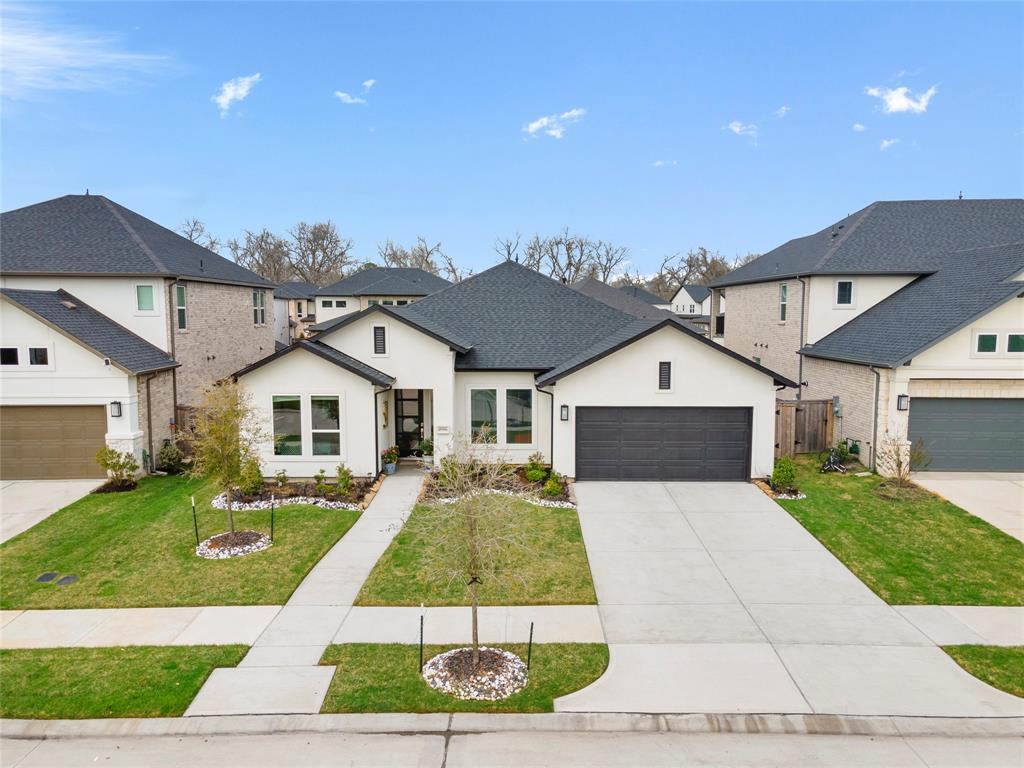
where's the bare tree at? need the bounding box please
[179,219,222,254]
[290,221,355,285]
[227,229,293,283]
[588,241,629,282]
[440,250,472,283]
[494,232,522,262]
[377,236,444,275]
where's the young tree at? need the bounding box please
[290,220,355,284]
[187,382,265,533]
[407,432,527,666]
[228,229,293,283]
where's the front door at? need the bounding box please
[395,389,423,456]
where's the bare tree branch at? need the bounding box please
[227,229,293,283]
[179,219,222,254]
[289,221,355,285]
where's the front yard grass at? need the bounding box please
[0,645,247,719]
[776,456,1024,605]
[319,643,608,713]
[355,501,597,606]
[0,474,359,609]
[943,645,1024,698]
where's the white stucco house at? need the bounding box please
[312,267,452,325]
[235,261,795,482]
[670,284,713,317]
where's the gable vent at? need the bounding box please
[373,326,386,355]
[658,361,671,390]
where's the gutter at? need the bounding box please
[869,366,880,471]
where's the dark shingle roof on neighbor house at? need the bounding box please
[0,288,178,375]
[273,282,319,300]
[711,199,1024,288]
[1,195,272,288]
[317,267,451,297]
[234,339,394,387]
[618,284,667,305]
[676,284,711,304]
[801,241,1024,368]
[572,278,676,320]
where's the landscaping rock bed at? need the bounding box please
[433,488,575,509]
[753,478,806,501]
[196,530,272,559]
[422,646,528,700]
[212,493,361,512]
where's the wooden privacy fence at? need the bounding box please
[775,399,834,459]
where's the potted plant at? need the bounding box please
[381,445,399,474]
[419,437,434,466]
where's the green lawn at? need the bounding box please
[0,475,360,609]
[0,645,247,719]
[777,457,1024,605]
[944,645,1024,698]
[319,643,608,713]
[355,501,597,606]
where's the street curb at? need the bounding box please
[3,713,1022,740]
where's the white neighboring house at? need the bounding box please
[312,267,451,325]
[235,261,794,481]
[617,284,672,312]
[670,284,713,317]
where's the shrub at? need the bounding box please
[314,468,330,496]
[835,440,851,464]
[156,442,184,474]
[525,467,548,483]
[336,463,353,496]
[238,457,265,496]
[95,447,140,485]
[543,472,563,498]
[419,438,434,456]
[771,457,798,494]
[275,469,289,487]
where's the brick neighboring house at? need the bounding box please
[312,267,452,326]
[0,194,274,479]
[708,199,1024,473]
[274,281,320,343]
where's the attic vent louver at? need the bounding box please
[60,300,77,310]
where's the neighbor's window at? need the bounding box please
[373,326,387,355]
[136,284,154,312]
[322,300,334,308]
[175,284,187,330]
[397,300,408,306]
[338,300,347,307]
[383,300,394,306]
[506,389,532,444]
[470,389,497,443]
[311,396,341,456]
[658,361,672,390]
[29,347,48,365]
[836,280,853,306]
[296,301,304,318]
[368,299,379,306]
[690,304,695,314]
[0,348,18,365]
[976,333,998,353]
[779,284,788,321]
[272,396,302,455]
[1008,334,1024,353]
[252,289,267,325]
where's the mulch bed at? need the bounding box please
[421,469,573,506]
[753,478,806,501]
[238,478,376,507]
[422,646,528,700]
[195,530,272,560]
[93,479,138,494]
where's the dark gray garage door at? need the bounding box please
[907,398,1024,471]
[575,407,752,481]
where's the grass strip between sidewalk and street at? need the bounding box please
[319,642,608,713]
[943,645,1024,698]
[0,645,248,719]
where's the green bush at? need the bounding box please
[419,438,434,456]
[156,442,184,474]
[314,468,330,496]
[336,464,353,496]
[526,467,548,483]
[238,457,265,496]
[543,473,563,498]
[275,469,289,487]
[771,457,798,493]
[95,447,139,485]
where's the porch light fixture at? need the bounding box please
[110,401,122,418]
[896,394,909,411]
[560,405,569,421]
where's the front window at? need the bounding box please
[253,290,267,325]
[175,284,187,330]
[470,389,497,443]
[0,348,18,365]
[506,389,533,444]
[836,280,853,306]
[272,395,302,455]
[976,333,998,353]
[136,285,154,312]
[311,396,341,455]
[1008,334,1024,353]
[29,347,48,365]
[779,284,788,321]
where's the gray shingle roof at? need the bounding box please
[1,195,272,287]
[618,284,668,305]
[234,339,394,386]
[678,284,711,304]
[711,199,1024,288]
[308,303,473,351]
[317,267,451,297]
[572,278,676,320]
[801,241,1024,368]
[0,288,179,374]
[274,282,319,300]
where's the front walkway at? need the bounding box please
[555,481,1024,717]
[911,471,1024,542]
[0,479,102,544]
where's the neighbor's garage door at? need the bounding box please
[907,398,1024,471]
[575,407,752,481]
[0,405,107,480]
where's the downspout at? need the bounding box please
[374,384,393,476]
[534,383,555,467]
[869,366,880,472]
[796,276,807,400]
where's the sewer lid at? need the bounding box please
[56,575,78,586]
[35,572,58,583]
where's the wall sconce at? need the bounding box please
[896,394,909,411]
[110,401,122,418]
[560,405,569,421]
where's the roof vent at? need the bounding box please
[60,300,77,310]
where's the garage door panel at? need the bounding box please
[908,398,1023,471]
[1,405,107,480]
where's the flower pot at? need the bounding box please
[421,454,434,467]
[384,462,397,474]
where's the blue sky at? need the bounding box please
[2,2,1022,273]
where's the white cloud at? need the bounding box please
[523,107,586,139]
[865,84,937,114]
[212,73,261,117]
[724,120,758,140]
[362,79,376,92]
[651,159,678,168]
[774,105,791,118]
[852,123,867,132]
[880,137,901,151]
[0,4,168,99]
[334,90,366,105]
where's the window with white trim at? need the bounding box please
[311,396,341,456]
[975,333,998,354]
[253,289,267,325]
[0,348,18,366]
[506,389,532,444]
[470,389,497,443]
[322,300,334,308]
[175,284,187,330]
[1008,334,1024,353]
[296,301,304,318]
[135,284,155,312]
[779,283,788,321]
[272,396,302,455]
[836,280,854,306]
[29,347,48,365]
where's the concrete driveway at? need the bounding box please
[0,479,102,544]
[556,481,1024,717]
[911,472,1024,543]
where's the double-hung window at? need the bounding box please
[272,396,302,455]
[506,389,533,444]
[311,396,341,455]
[175,284,187,330]
[836,280,854,306]
[779,284,788,322]
[136,284,154,312]
[253,289,267,325]
[296,301,304,318]
[470,389,498,443]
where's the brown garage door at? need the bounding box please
[1,406,107,480]
[575,406,752,481]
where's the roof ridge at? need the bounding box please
[98,196,169,274]
[809,202,877,273]
[947,239,1024,255]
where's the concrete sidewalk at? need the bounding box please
[895,605,1024,646]
[0,479,102,544]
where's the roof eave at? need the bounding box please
[232,340,395,386]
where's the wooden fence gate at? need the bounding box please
[775,399,834,458]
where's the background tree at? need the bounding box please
[497,229,627,284]
[290,220,355,285]
[377,236,444,275]
[179,219,222,254]
[187,382,265,534]
[227,229,293,283]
